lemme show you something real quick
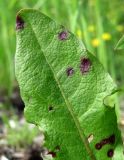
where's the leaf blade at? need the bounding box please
[15,9,124,160]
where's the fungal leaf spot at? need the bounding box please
[96,134,115,150]
[80,58,91,74]
[95,143,102,150]
[58,31,68,40]
[100,134,115,147]
[16,16,24,30]
[48,105,54,111]
[101,138,109,146]
[66,67,74,76]
[108,134,115,144]
[107,149,114,157]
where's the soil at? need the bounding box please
[0,86,44,160]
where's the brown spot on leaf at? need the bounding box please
[80,58,91,74]
[47,151,56,158]
[48,106,53,111]
[100,134,115,147]
[101,138,109,146]
[95,143,102,150]
[66,67,74,76]
[58,31,68,40]
[108,134,115,144]
[16,16,24,30]
[107,149,114,157]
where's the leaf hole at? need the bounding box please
[88,134,94,143]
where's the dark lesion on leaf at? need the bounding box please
[100,134,115,147]
[100,138,109,146]
[107,149,114,157]
[66,67,74,77]
[95,134,115,151]
[48,105,54,111]
[58,30,68,40]
[80,57,91,74]
[16,15,25,30]
[95,143,102,150]
[108,134,115,144]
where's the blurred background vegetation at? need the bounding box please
[0,0,124,159]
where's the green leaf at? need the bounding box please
[15,9,124,160]
[115,35,124,50]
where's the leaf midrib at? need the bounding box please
[25,16,96,160]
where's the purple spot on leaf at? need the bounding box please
[101,138,109,146]
[108,134,115,144]
[58,31,68,40]
[100,134,115,147]
[107,149,114,157]
[16,16,24,30]
[80,58,91,74]
[66,67,74,76]
[95,143,102,150]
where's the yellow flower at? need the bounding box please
[116,25,124,32]
[91,38,100,47]
[102,33,111,41]
[76,29,82,38]
[88,25,95,32]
